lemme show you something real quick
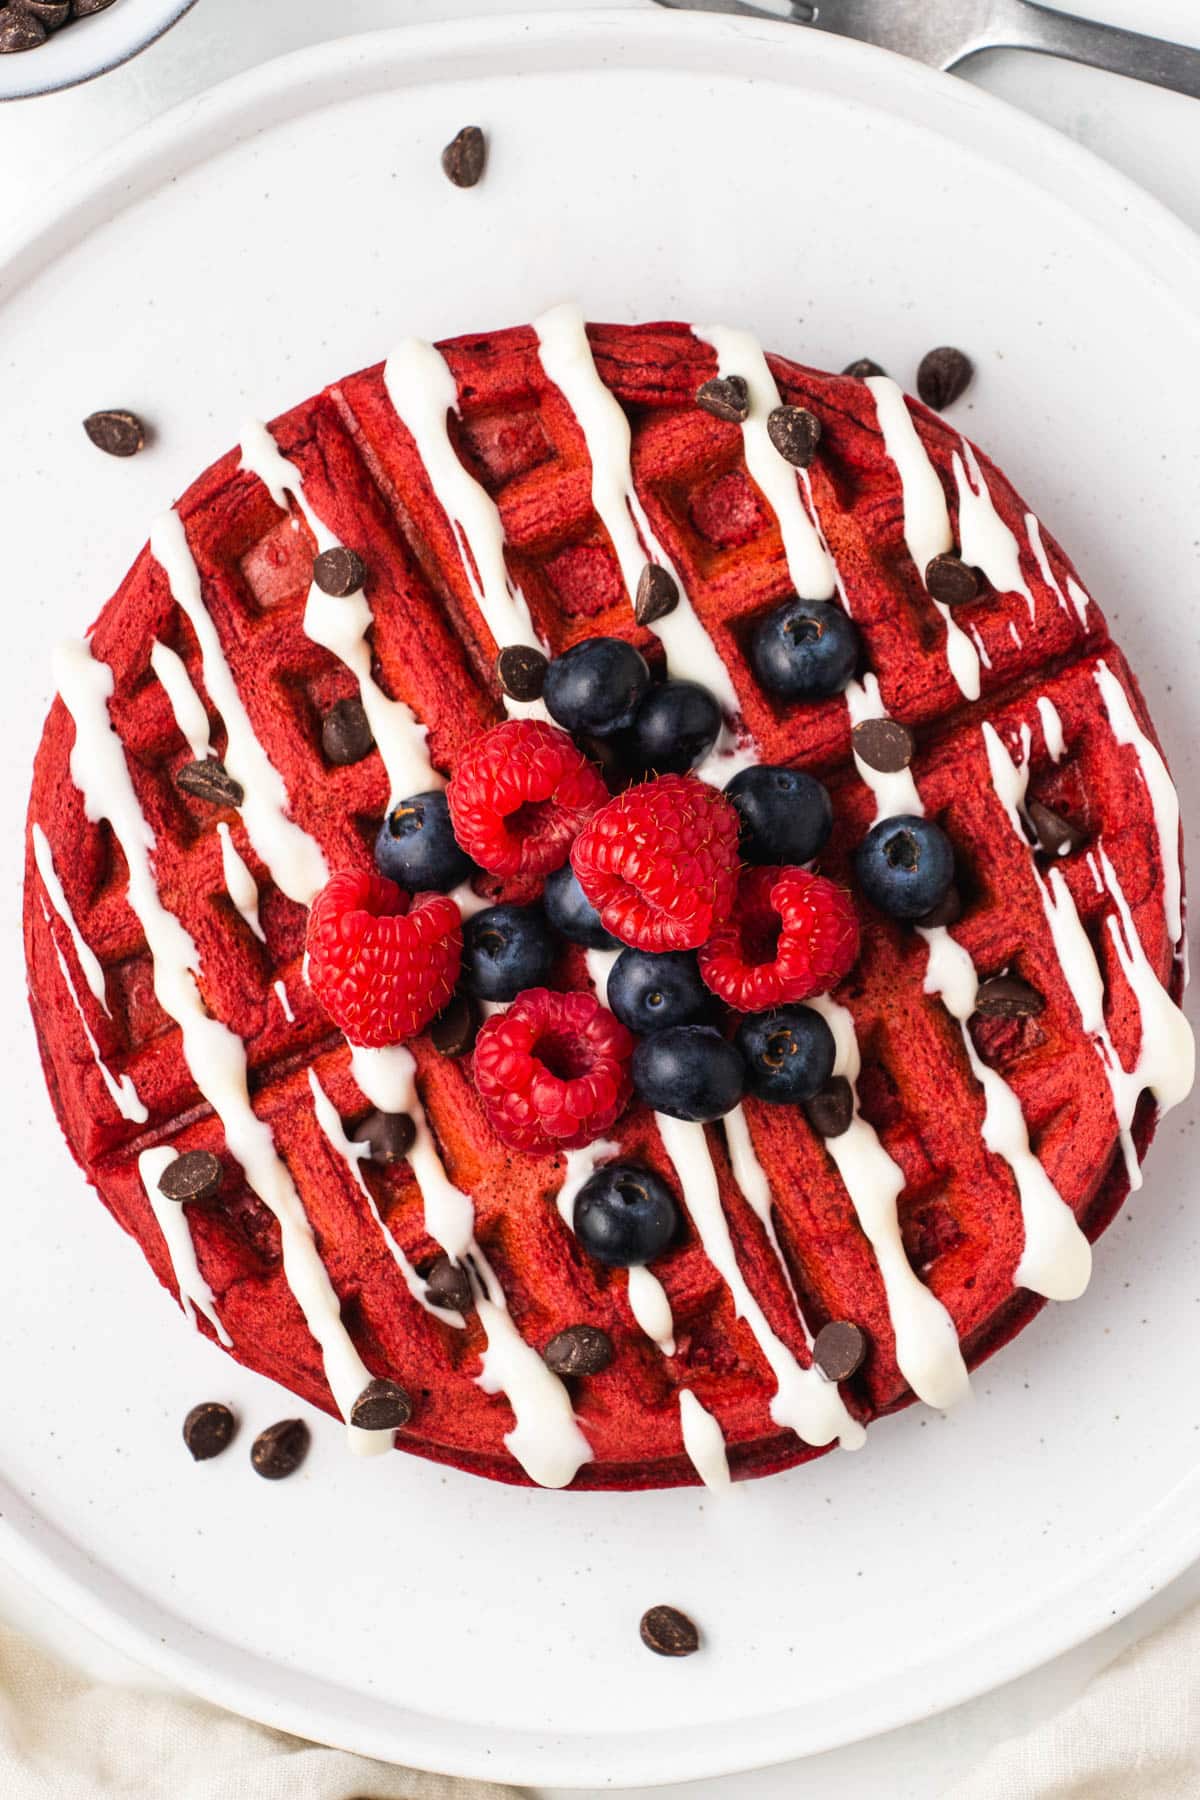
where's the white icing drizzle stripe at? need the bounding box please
[723,1103,807,1327]
[150,640,211,760]
[1025,512,1087,628]
[953,441,1036,624]
[39,898,146,1124]
[1037,695,1066,763]
[216,822,265,943]
[138,1146,231,1345]
[273,979,295,1023]
[33,823,109,1012]
[678,1389,731,1491]
[1095,660,1183,946]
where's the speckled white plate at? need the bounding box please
[1,12,1199,1788]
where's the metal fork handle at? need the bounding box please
[995,0,1200,99]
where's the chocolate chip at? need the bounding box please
[250,1418,310,1481]
[425,1254,475,1314]
[695,375,749,424]
[73,0,118,13]
[442,124,486,188]
[636,563,679,628]
[917,346,973,411]
[349,1110,415,1165]
[544,1325,614,1377]
[350,1378,413,1431]
[322,697,374,766]
[974,976,1045,1019]
[312,546,365,597]
[175,758,244,808]
[925,554,980,606]
[843,357,885,380]
[640,1605,700,1658]
[82,409,144,457]
[429,993,478,1057]
[182,1401,236,1462]
[496,644,548,703]
[1028,799,1086,858]
[157,1149,222,1204]
[23,0,70,26]
[813,1320,866,1382]
[766,405,822,468]
[916,883,962,929]
[804,1076,854,1139]
[851,716,914,775]
[0,8,44,49]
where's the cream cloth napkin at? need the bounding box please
[0,1624,525,1800]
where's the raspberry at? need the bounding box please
[698,866,860,1011]
[570,775,740,953]
[472,987,634,1154]
[306,870,462,1048]
[447,719,607,879]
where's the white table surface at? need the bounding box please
[3,1,1199,1794]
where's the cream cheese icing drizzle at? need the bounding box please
[273,979,295,1023]
[678,1389,732,1492]
[1025,512,1091,629]
[33,823,109,1011]
[1037,695,1066,763]
[138,1145,231,1345]
[149,640,210,761]
[953,441,1036,625]
[1095,660,1183,947]
[723,1103,806,1322]
[38,897,146,1124]
[216,822,266,943]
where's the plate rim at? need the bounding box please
[4,10,1200,1786]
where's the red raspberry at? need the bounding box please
[698,866,860,1011]
[447,719,607,879]
[306,870,462,1048]
[472,987,634,1154]
[570,775,740,953]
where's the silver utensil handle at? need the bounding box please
[1008,1,1200,100]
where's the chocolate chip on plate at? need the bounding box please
[640,1605,700,1658]
[24,0,70,27]
[925,553,980,607]
[804,1076,854,1140]
[851,716,915,775]
[496,644,549,703]
[425,1254,476,1314]
[1028,799,1086,858]
[842,357,886,380]
[916,883,963,930]
[182,1401,236,1462]
[312,546,365,597]
[322,696,374,766]
[695,375,749,424]
[250,1418,310,1481]
[974,975,1045,1019]
[813,1320,867,1383]
[82,409,145,457]
[766,404,821,468]
[635,563,679,628]
[429,993,478,1058]
[73,0,119,13]
[544,1325,614,1377]
[349,1109,416,1165]
[157,1149,222,1204]
[350,1378,413,1431]
[0,10,45,52]
[175,758,244,808]
[917,346,973,411]
[441,124,486,188]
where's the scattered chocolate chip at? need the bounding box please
[851,716,914,775]
[916,883,962,929]
[182,1401,236,1461]
[82,409,144,458]
[974,975,1045,1019]
[350,1109,415,1164]
[175,758,244,809]
[804,1076,854,1139]
[425,1254,476,1314]
[73,0,119,13]
[321,696,374,766]
[0,8,44,50]
[312,546,366,597]
[813,1320,867,1382]
[695,375,749,424]
[544,1325,614,1377]
[917,346,973,411]
[640,1605,700,1658]
[429,993,478,1057]
[635,563,679,628]
[766,404,822,468]
[925,553,980,607]
[842,357,886,380]
[495,644,548,703]
[157,1149,222,1204]
[441,124,486,188]
[24,0,70,26]
[250,1418,310,1481]
[1028,799,1086,858]
[350,1377,413,1431]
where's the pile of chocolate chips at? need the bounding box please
[0,0,118,54]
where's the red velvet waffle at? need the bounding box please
[23,319,1190,1489]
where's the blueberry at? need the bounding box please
[607,949,709,1035]
[750,598,860,699]
[855,814,955,919]
[573,1163,679,1267]
[735,1006,837,1104]
[725,764,832,865]
[632,1026,745,1122]
[374,790,475,892]
[462,904,556,1000]
[543,636,651,738]
[543,862,619,950]
[630,680,722,774]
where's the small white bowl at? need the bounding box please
[0,0,199,101]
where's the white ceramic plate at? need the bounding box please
[2,12,1199,1787]
[0,0,199,102]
